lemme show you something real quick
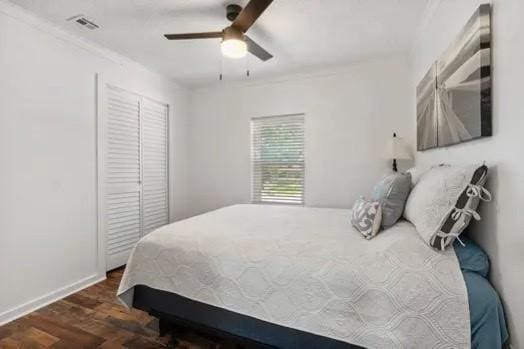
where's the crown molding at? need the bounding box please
[190,52,410,91]
[0,0,183,87]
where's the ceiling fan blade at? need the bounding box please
[164,32,223,40]
[232,0,273,33]
[246,36,273,61]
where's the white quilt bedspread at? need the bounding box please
[118,204,470,348]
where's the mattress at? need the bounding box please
[118,204,470,348]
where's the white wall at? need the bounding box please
[410,0,524,347]
[0,2,188,324]
[186,57,412,216]
[4,0,520,344]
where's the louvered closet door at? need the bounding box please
[104,86,142,270]
[141,98,169,235]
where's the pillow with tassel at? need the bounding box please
[404,164,492,250]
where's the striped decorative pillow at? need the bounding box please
[351,197,382,240]
[404,164,492,250]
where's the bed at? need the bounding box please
[118,204,505,348]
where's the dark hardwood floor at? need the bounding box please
[0,269,232,349]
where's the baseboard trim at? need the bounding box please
[0,273,106,326]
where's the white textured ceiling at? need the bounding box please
[9,0,429,86]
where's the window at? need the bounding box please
[251,114,305,205]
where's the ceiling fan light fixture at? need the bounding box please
[221,26,247,59]
[221,39,247,59]
[164,0,274,62]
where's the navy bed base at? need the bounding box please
[133,285,362,349]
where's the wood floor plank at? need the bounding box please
[0,337,23,349]
[25,313,105,347]
[14,327,58,348]
[122,335,167,349]
[63,293,104,310]
[0,268,240,348]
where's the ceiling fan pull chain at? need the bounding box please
[219,53,224,81]
[246,54,250,77]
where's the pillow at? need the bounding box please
[453,236,490,277]
[404,164,491,250]
[370,172,412,228]
[406,164,446,188]
[406,167,428,188]
[351,197,382,240]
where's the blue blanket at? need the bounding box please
[454,238,509,349]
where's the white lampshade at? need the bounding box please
[385,133,413,160]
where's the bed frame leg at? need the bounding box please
[159,318,170,337]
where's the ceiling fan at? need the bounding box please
[164,0,273,61]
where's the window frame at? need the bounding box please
[250,113,306,206]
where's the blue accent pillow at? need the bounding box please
[453,236,490,278]
[463,271,509,349]
[371,172,412,229]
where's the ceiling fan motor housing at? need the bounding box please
[226,4,242,22]
[223,26,244,42]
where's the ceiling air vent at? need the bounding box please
[66,14,99,30]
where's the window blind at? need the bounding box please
[251,114,305,205]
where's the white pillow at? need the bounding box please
[404,164,491,250]
[406,163,445,187]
